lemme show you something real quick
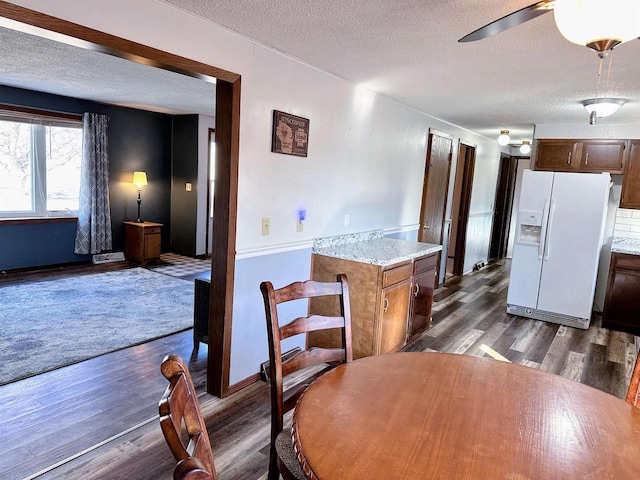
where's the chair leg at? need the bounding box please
[192,330,200,358]
[268,445,280,480]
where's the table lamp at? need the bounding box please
[132,171,147,223]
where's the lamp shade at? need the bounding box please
[582,98,625,118]
[497,130,510,146]
[132,171,148,188]
[520,141,531,155]
[554,0,640,47]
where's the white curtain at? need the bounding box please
[74,113,112,254]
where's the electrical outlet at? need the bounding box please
[344,214,350,227]
[262,217,270,235]
[185,182,192,192]
[296,221,303,232]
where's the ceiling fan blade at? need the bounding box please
[458,1,554,43]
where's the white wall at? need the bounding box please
[196,114,215,256]
[11,0,503,384]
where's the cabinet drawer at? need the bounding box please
[144,226,161,235]
[382,262,412,288]
[414,253,438,274]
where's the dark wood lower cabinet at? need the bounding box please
[407,254,437,343]
[603,252,640,336]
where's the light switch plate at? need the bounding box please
[185,182,192,192]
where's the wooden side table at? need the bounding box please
[124,221,163,265]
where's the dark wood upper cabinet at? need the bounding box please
[535,139,627,174]
[535,139,580,171]
[621,140,640,209]
[579,140,626,173]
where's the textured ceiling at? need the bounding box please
[159,0,640,143]
[0,26,216,116]
[2,1,640,145]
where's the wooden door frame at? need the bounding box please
[452,140,476,277]
[0,1,240,397]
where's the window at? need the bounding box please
[0,111,82,219]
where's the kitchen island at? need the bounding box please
[309,230,442,358]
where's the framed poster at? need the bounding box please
[271,110,309,157]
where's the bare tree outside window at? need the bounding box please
[0,118,81,217]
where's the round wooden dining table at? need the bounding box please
[291,352,640,479]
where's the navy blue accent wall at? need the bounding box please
[0,221,91,271]
[170,115,199,256]
[0,85,173,271]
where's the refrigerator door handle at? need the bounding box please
[538,199,550,260]
[543,199,556,261]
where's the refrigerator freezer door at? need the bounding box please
[507,171,553,309]
[536,172,610,319]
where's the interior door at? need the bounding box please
[418,130,453,280]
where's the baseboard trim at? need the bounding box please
[227,373,261,395]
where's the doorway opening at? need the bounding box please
[489,153,518,262]
[446,141,476,280]
[2,2,241,397]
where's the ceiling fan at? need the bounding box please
[459,0,640,56]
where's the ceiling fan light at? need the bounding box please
[520,141,531,155]
[498,130,510,146]
[582,98,625,118]
[554,0,640,47]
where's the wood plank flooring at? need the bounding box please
[0,259,636,479]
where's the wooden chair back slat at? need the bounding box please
[273,279,343,303]
[280,315,347,339]
[260,273,353,480]
[159,355,218,480]
[281,347,347,378]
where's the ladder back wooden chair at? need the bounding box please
[260,273,353,480]
[626,352,640,408]
[159,354,217,480]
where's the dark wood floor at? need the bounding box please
[0,259,636,479]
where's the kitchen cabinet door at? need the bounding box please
[376,277,412,355]
[535,140,579,171]
[603,252,640,336]
[579,140,626,173]
[621,140,640,209]
[407,255,437,342]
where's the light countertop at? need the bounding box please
[313,237,442,267]
[611,237,640,256]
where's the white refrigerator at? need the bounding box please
[506,170,610,329]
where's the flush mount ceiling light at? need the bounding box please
[520,141,532,155]
[582,98,626,118]
[498,130,510,146]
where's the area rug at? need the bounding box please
[0,268,194,385]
